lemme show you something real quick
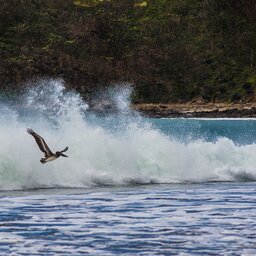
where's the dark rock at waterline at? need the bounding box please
[133,104,256,118]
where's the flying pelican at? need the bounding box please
[27,128,68,164]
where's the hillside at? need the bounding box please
[1,0,256,103]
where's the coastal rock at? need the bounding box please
[133,104,256,118]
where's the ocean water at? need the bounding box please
[0,79,256,255]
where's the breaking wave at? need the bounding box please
[0,79,256,190]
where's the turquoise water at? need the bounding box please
[0,80,256,255]
[153,118,256,145]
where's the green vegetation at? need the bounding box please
[1,0,256,103]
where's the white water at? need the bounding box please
[0,79,256,190]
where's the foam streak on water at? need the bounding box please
[0,79,256,190]
[0,184,256,255]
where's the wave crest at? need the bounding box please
[0,79,255,190]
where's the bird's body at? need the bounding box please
[40,155,58,164]
[27,128,68,164]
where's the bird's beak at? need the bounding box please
[60,153,68,157]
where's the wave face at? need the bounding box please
[0,79,256,190]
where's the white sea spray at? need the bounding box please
[0,79,255,190]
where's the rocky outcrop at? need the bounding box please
[133,104,256,118]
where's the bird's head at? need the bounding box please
[56,151,68,157]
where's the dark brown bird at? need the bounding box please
[27,128,68,164]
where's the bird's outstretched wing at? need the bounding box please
[27,128,53,157]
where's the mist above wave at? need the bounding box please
[0,79,255,190]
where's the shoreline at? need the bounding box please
[133,103,256,118]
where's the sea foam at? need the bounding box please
[0,79,255,190]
